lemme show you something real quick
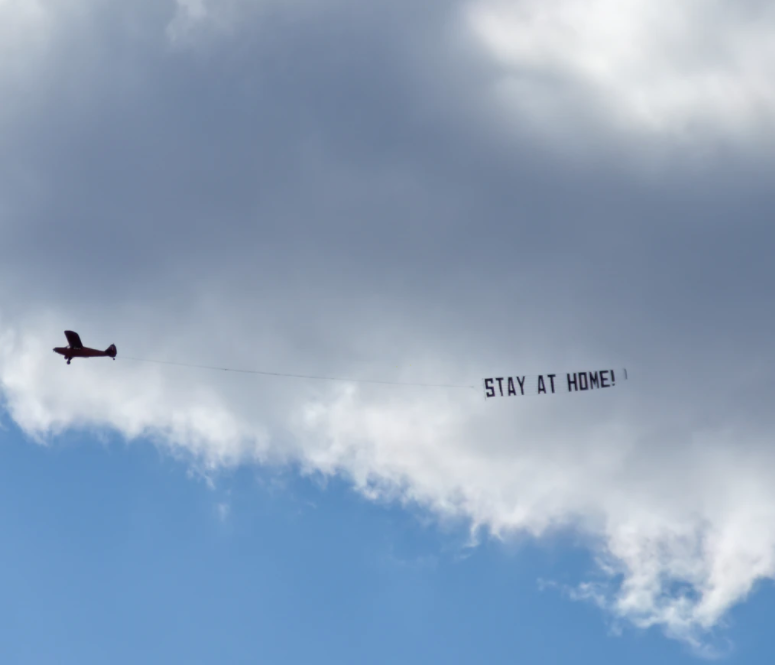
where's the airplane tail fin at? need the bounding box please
[105,344,117,358]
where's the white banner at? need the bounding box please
[483,368,628,398]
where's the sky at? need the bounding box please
[2,0,775,662]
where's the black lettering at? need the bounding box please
[579,372,589,390]
[538,375,546,394]
[496,377,504,396]
[611,369,616,386]
[548,374,556,393]
[589,371,599,389]
[567,373,578,391]
[600,370,609,388]
[516,376,525,395]
[507,377,517,396]
[485,378,495,398]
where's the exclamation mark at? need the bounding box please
[611,369,616,386]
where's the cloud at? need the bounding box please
[2,0,775,653]
[464,0,775,145]
[216,501,230,521]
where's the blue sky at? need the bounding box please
[3,0,775,660]
[2,418,775,664]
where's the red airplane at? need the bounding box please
[53,330,117,364]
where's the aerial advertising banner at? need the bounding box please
[483,368,627,399]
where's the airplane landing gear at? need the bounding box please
[66,358,71,365]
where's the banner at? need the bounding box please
[483,368,627,399]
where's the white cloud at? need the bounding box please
[166,0,231,44]
[0,0,55,117]
[0,0,53,62]
[464,0,775,141]
[216,501,231,521]
[4,311,775,652]
[0,320,270,468]
[164,0,327,47]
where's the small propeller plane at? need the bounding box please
[53,330,117,365]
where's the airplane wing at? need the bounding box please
[64,330,83,348]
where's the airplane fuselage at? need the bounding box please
[53,346,112,360]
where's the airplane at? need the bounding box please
[53,330,117,364]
